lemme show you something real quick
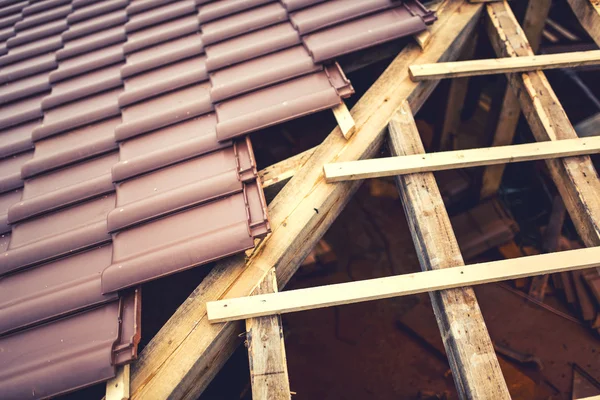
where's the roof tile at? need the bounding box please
[0,120,37,158]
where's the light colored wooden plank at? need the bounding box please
[324,136,600,182]
[106,365,130,400]
[129,3,485,399]
[331,102,356,139]
[486,1,600,249]
[565,0,600,47]
[207,246,600,322]
[409,50,600,81]
[414,28,432,50]
[479,0,551,199]
[388,101,509,398]
[246,268,291,400]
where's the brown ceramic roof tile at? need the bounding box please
[0,292,140,400]
[119,55,206,106]
[0,244,118,335]
[209,44,319,102]
[49,43,124,82]
[121,32,203,78]
[22,0,70,16]
[42,62,123,109]
[0,71,50,105]
[215,64,352,141]
[56,25,126,60]
[14,4,71,31]
[125,0,196,33]
[112,113,229,181]
[0,1,27,18]
[0,52,57,83]
[0,13,22,30]
[289,0,394,35]
[197,0,271,24]
[0,189,21,233]
[9,151,118,223]
[103,181,267,293]
[201,1,287,46]
[0,25,14,42]
[6,19,67,48]
[115,81,212,141]
[62,9,127,41]
[21,117,119,178]
[0,92,44,129]
[280,0,326,12]
[204,22,300,71]
[303,3,434,62]
[0,120,37,158]
[0,152,31,194]
[108,138,255,232]
[32,87,122,140]
[67,0,127,24]
[0,34,62,66]
[1,193,114,275]
[123,13,198,54]
[125,0,179,16]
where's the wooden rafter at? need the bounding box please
[486,1,600,248]
[565,0,600,47]
[128,2,487,399]
[480,0,551,199]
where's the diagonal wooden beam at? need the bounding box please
[565,0,600,47]
[129,2,485,399]
[485,1,600,247]
[479,0,551,199]
[245,268,291,400]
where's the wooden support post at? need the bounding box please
[332,102,356,140]
[207,246,600,322]
[246,268,291,400]
[565,0,600,47]
[323,136,600,182]
[106,365,130,400]
[129,3,486,399]
[479,0,551,199]
[485,1,600,249]
[409,50,600,81]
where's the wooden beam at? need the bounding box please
[207,246,600,322]
[565,0,600,47]
[106,365,130,400]
[246,268,291,400]
[486,1,600,249]
[479,0,551,199]
[409,50,600,81]
[324,136,600,182]
[129,3,485,399]
[331,102,356,139]
[259,147,315,201]
[388,101,510,399]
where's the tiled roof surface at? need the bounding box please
[0,0,434,397]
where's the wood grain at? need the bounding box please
[565,0,600,47]
[129,3,486,399]
[324,137,600,182]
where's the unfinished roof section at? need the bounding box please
[0,0,436,398]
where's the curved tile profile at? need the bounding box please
[201,1,287,45]
[215,65,353,141]
[0,152,32,194]
[0,72,50,105]
[303,4,435,62]
[103,183,268,293]
[209,45,319,102]
[125,0,196,33]
[125,0,179,16]
[280,0,326,12]
[0,189,21,234]
[0,92,44,130]
[197,0,271,24]
[1,194,114,275]
[49,43,124,83]
[0,245,117,335]
[56,25,126,60]
[204,22,300,72]
[112,113,228,181]
[0,53,58,84]
[0,35,63,67]
[6,19,68,48]
[119,55,207,107]
[67,0,128,24]
[21,117,119,178]
[32,88,122,140]
[115,82,212,141]
[0,120,37,158]
[0,293,140,400]
[123,13,198,54]
[62,9,127,41]
[22,0,70,16]
[9,152,118,223]
[289,0,393,35]
[108,139,255,232]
